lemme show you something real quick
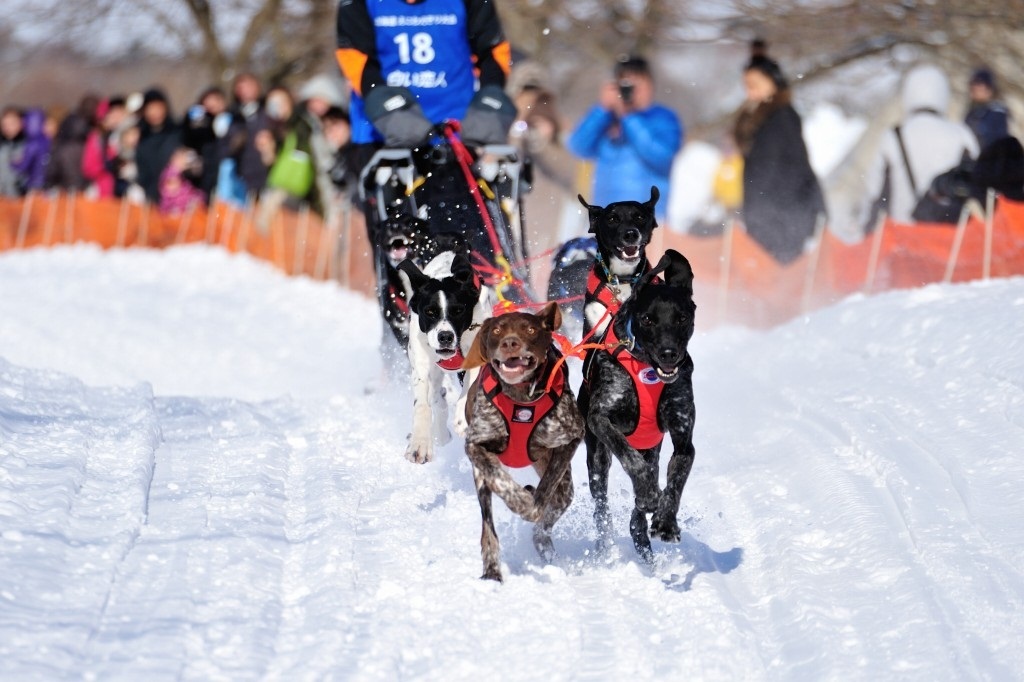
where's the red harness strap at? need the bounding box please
[599,325,666,451]
[586,269,621,314]
[480,358,567,468]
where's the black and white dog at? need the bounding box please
[398,237,492,463]
[583,249,697,563]
[578,186,660,340]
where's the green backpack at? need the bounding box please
[267,131,315,198]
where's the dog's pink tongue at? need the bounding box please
[389,246,409,261]
[502,357,530,369]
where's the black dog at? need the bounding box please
[583,249,696,563]
[378,211,430,351]
[578,186,660,340]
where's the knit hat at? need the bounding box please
[142,88,169,107]
[969,68,996,91]
[299,75,346,107]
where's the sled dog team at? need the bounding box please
[391,187,697,581]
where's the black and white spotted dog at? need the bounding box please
[398,238,492,463]
[583,249,697,563]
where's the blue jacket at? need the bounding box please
[568,104,683,212]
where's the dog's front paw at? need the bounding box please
[533,526,556,563]
[649,513,681,543]
[481,566,504,582]
[405,438,433,464]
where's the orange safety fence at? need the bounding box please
[0,193,379,297]
[3,193,1024,330]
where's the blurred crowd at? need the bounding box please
[1,50,1020,265]
[0,73,361,230]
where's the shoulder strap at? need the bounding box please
[893,126,919,198]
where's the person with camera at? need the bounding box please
[567,55,683,219]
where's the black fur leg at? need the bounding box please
[629,507,654,564]
[588,445,614,550]
[649,511,681,543]
[618,449,660,513]
[651,439,694,543]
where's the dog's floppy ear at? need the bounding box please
[396,258,429,301]
[536,301,562,333]
[578,194,603,233]
[450,254,476,286]
[662,249,694,294]
[461,317,494,370]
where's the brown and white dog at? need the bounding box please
[461,303,584,582]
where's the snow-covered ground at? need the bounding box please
[2,244,1023,681]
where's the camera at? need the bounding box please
[618,80,635,104]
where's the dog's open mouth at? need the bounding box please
[655,365,680,384]
[435,347,457,359]
[493,354,538,383]
[617,245,641,261]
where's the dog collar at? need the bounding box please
[595,251,647,288]
[435,348,465,371]
[623,317,641,354]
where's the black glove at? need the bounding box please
[364,86,434,148]
[460,85,517,146]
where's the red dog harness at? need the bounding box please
[480,357,567,468]
[594,324,666,451]
[586,257,656,318]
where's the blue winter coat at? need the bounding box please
[567,104,683,213]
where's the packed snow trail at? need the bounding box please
[1,245,1023,680]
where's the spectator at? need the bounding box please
[109,96,143,201]
[322,105,358,199]
[299,74,346,120]
[567,55,683,219]
[182,86,230,202]
[964,68,1010,153]
[134,87,183,205]
[82,96,128,199]
[222,72,272,201]
[0,106,26,196]
[733,43,824,263]
[862,63,978,226]
[12,107,51,193]
[45,95,99,192]
[159,147,206,215]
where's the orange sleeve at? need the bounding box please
[492,40,512,78]
[335,48,369,98]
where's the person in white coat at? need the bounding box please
[863,64,979,226]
